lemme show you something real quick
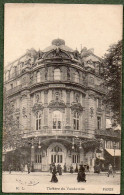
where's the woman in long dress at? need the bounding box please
[51,164,58,183]
[77,165,86,182]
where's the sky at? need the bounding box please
[4,4,123,67]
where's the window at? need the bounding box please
[97,99,102,108]
[54,69,61,80]
[36,112,41,130]
[72,154,80,163]
[36,71,40,83]
[35,154,42,163]
[106,141,111,149]
[51,146,62,152]
[73,112,79,130]
[97,116,101,130]
[10,83,13,89]
[52,111,62,129]
[51,154,63,163]
[74,71,79,83]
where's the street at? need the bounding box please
[2,172,120,194]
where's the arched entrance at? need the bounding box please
[47,142,66,167]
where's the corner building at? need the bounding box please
[4,39,121,171]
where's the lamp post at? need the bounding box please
[113,142,116,174]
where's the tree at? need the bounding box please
[3,89,27,151]
[103,40,122,126]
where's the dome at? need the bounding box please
[52,38,65,46]
[42,39,74,53]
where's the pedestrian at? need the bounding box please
[75,163,78,172]
[77,164,86,182]
[27,162,31,174]
[21,163,24,172]
[8,164,12,174]
[51,163,58,183]
[64,163,67,173]
[95,164,100,174]
[87,164,89,172]
[59,165,62,175]
[57,164,60,173]
[50,164,52,173]
[70,165,73,173]
[107,164,114,177]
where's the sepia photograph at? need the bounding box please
[2,3,122,193]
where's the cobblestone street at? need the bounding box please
[2,172,120,194]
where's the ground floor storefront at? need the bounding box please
[3,138,120,172]
[3,139,96,172]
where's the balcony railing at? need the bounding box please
[22,129,93,139]
[7,85,22,96]
[95,129,121,138]
[6,82,30,96]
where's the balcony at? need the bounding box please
[7,85,22,96]
[6,83,29,96]
[22,129,92,139]
[95,129,121,139]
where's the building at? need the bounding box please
[3,39,121,172]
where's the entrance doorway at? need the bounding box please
[47,143,66,167]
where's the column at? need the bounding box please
[31,146,35,171]
[44,90,48,127]
[66,90,71,126]
[80,147,85,164]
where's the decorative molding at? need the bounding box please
[70,102,84,113]
[32,103,44,115]
[90,107,94,118]
[48,100,66,109]
[88,91,96,99]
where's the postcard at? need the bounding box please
[2,3,122,194]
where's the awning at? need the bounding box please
[105,149,121,157]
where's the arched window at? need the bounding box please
[54,69,61,80]
[73,112,79,130]
[74,71,79,83]
[36,71,40,83]
[36,112,41,130]
[52,111,62,129]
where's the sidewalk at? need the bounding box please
[3,171,121,176]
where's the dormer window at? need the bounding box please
[54,69,61,80]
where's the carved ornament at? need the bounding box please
[32,103,44,115]
[70,102,84,113]
[48,100,66,109]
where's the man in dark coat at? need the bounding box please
[77,165,86,182]
[57,164,60,173]
[70,165,74,173]
[27,162,31,174]
[64,163,67,173]
[51,164,58,183]
[59,165,62,175]
[8,164,12,174]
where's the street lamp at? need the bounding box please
[113,142,116,173]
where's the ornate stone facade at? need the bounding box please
[4,39,121,171]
